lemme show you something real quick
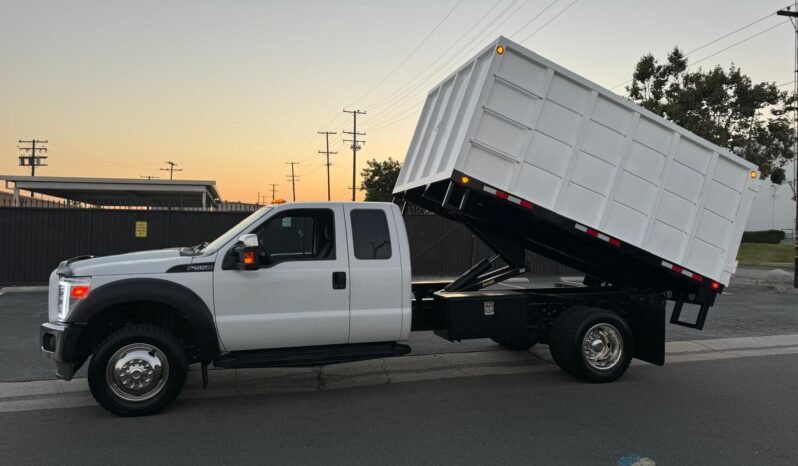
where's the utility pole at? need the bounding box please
[160,161,182,180]
[318,131,337,201]
[286,162,300,202]
[778,4,798,288]
[140,175,159,180]
[17,139,48,177]
[268,183,279,203]
[343,109,366,201]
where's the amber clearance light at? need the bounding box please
[750,170,758,179]
[496,45,505,55]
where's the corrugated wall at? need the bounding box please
[0,207,577,285]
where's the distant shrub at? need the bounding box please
[742,230,785,244]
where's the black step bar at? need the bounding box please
[213,342,411,369]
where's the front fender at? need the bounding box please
[69,278,221,362]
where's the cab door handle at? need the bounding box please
[332,271,347,289]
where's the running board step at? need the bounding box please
[213,342,412,369]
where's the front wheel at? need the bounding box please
[88,324,188,416]
[548,306,633,383]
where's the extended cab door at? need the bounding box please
[213,204,350,351]
[344,204,406,343]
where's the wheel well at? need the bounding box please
[81,301,202,363]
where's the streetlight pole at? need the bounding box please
[777,4,798,288]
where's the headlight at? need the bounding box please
[57,277,91,322]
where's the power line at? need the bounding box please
[346,0,465,108]
[285,161,300,202]
[519,0,579,43]
[160,161,182,180]
[17,139,48,177]
[365,0,532,128]
[369,102,426,132]
[280,1,466,172]
[610,13,786,91]
[343,109,366,202]
[690,20,787,67]
[509,0,559,37]
[361,0,508,116]
[685,12,774,55]
[318,131,337,201]
[369,0,578,132]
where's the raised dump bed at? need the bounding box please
[394,36,760,293]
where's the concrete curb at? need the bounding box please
[2,334,798,413]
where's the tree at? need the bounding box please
[360,158,401,202]
[627,47,795,184]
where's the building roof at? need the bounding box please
[1,175,221,207]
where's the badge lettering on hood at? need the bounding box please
[167,263,215,273]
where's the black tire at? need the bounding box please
[548,306,633,383]
[88,324,188,417]
[491,337,536,351]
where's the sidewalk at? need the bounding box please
[731,266,795,287]
[2,333,798,414]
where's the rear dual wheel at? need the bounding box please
[549,306,633,383]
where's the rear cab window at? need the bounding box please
[350,209,392,260]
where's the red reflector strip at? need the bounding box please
[661,261,703,282]
[482,185,534,209]
[574,224,621,247]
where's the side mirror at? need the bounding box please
[235,234,260,270]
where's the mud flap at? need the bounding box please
[626,295,666,366]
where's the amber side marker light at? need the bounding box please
[496,45,505,55]
[460,176,470,184]
[70,286,90,299]
[243,251,256,265]
[750,170,758,179]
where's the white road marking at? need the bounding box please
[2,333,798,414]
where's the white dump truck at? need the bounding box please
[40,37,760,416]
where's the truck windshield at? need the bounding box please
[201,207,272,254]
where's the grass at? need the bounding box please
[736,242,793,267]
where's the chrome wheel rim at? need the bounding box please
[582,323,623,370]
[106,343,169,402]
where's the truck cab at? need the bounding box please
[41,202,413,416]
[209,202,412,350]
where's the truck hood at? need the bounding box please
[63,249,193,277]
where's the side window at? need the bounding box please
[255,209,335,264]
[350,209,392,260]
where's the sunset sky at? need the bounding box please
[1,0,795,203]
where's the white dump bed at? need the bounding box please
[394,37,760,286]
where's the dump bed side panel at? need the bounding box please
[395,37,760,286]
[395,48,495,193]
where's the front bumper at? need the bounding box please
[40,322,86,381]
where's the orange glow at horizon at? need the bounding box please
[1,0,790,203]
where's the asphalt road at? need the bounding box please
[1,354,797,465]
[1,283,797,382]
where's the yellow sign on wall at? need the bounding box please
[135,221,148,238]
